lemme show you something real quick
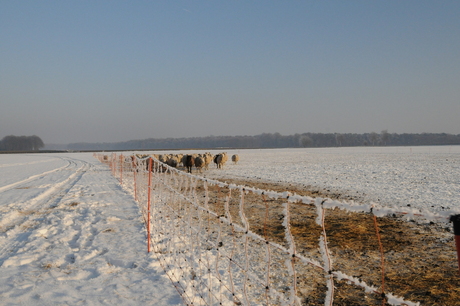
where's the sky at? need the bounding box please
[1,1,460,144]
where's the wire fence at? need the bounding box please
[94,152,457,306]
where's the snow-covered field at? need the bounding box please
[0,153,183,305]
[1,146,459,305]
[168,145,460,219]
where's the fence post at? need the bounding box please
[147,157,152,253]
[119,154,123,185]
[132,156,137,201]
[109,154,113,175]
[111,153,116,177]
[450,214,460,274]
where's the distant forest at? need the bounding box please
[66,131,460,151]
[0,135,44,151]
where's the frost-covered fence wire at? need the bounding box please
[95,153,423,306]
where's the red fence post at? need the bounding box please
[450,215,460,274]
[120,154,123,185]
[147,157,152,253]
[109,154,113,175]
[132,156,137,201]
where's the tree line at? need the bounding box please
[66,131,460,151]
[0,135,45,151]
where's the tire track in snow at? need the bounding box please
[23,161,89,211]
[0,159,71,193]
[0,157,59,168]
[0,158,91,266]
[0,159,88,227]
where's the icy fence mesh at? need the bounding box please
[91,152,454,306]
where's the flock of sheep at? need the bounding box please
[136,152,239,173]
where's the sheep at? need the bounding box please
[231,154,239,164]
[194,156,205,173]
[183,154,195,173]
[213,154,219,168]
[214,152,228,169]
[166,155,180,168]
[177,154,184,166]
[203,152,213,170]
[158,154,166,163]
[181,155,188,169]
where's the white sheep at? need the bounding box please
[203,152,213,170]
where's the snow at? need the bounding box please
[0,153,183,305]
[1,146,459,305]
[186,146,460,219]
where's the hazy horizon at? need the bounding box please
[2,1,459,144]
[4,130,460,146]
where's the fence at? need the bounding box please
[94,152,458,306]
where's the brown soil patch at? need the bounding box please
[195,175,459,306]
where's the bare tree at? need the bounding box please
[380,130,390,146]
[0,135,44,151]
[335,133,344,146]
[368,132,379,146]
[29,135,44,151]
[299,135,313,147]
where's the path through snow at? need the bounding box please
[0,153,183,305]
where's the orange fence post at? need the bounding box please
[132,156,137,201]
[147,157,152,253]
[119,154,123,185]
[450,215,460,274]
[373,214,386,305]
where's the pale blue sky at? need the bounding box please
[1,1,459,144]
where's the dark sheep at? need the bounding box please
[184,155,195,173]
[194,156,204,173]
